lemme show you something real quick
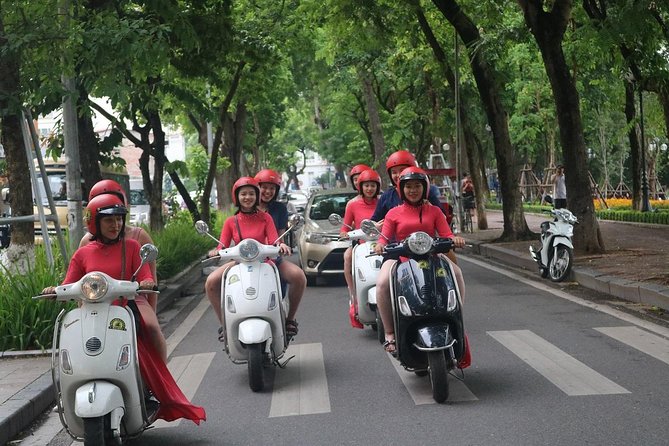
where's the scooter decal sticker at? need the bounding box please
[109,318,127,331]
[436,268,446,277]
[228,274,240,284]
[417,260,429,269]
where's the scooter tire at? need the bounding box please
[428,351,449,403]
[247,344,265,392]
[83,414,115,446]
[549,246,573,282]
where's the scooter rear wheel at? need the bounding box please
[247,343,265,392]
[428,351,449,403]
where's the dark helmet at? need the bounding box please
[356,169,381,196]
[385,150,416,181]
[232,176,260,208]
[85,194,127,239]
[254,169,282,201]
[88,179,128,206]
[349,164,371,189]
[397,166,430,202]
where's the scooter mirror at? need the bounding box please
[195,220,210,235]
[139,244,159,263]
[288,213,305,231]
[328,213,343,226]
[361,219,380,237]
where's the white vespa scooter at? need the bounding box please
[328,213,382,330]
[195,215,303,392]
[529,208,578,282]
[35,244,159,446]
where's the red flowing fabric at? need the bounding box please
[348,302,364,329]
[458,334,472,369]
[135,318,206,424]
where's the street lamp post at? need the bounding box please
[638,88,652,212]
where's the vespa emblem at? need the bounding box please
[63,319,79,329]
[108,318,127,331]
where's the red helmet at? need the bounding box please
[84,194,127,237]
[356,169,381,195]
[232,177,260,207]
[349,164,371,189]
[385,150,416,180]
[397,166,430,202]
[254,169,282,201]
[88,179,127,206]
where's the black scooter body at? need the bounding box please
[390,250,465,371]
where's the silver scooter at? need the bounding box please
[529,208,578,282]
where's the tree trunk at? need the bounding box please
[624,82,642,209]
[0,15,33,247]
[358,68,387,187]
[431,0,529,240]
[76,85,102,197]
[518,0,604,253]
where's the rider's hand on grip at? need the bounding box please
[39,286,57,299]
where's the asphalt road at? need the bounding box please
[25,255,669,446]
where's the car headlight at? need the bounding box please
[80,273,109,302]
[407,232,433,255]
[238,239,261,261]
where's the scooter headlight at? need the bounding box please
[407,232,433,255]
[238,239,261,262]
[80,273,109,302]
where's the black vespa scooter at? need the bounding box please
[362,221,466,403]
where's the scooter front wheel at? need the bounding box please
[247,343,265,392]
[549,246,573,282]
[428,351,449,403]
[83,414,117,446]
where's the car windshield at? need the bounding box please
[309,192,357,220]
[35,173,69,203]
[130,189,149,205]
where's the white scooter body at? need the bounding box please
[218,240,288,364]
[50,272,154,442]
[348,229,382,326]
[530,209,576,266]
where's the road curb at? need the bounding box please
[0,258,205,445]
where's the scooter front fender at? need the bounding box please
[74,381,124,418]
[237,319,272,345]
[552,236,574,250]
[414,324,455,352]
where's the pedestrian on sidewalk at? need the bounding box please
[552,165,567,209]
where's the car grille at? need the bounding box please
[319,248,347,272]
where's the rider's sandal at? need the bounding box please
[217,326,226,342]
[286,319,299,339]
[383,339,397,357]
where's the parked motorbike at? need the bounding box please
[529,208,578,282]
[195,214,304,392]
[361,223,466,403]
[328,213,382,330]
[34,244,159,445]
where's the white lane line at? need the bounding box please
[488,330,629,396]
[153,352,216,429]
[595,326,669,366]
[165,296,210,358]
[388,353,478,405]
[269,343,331,417]
[460,255,669,340]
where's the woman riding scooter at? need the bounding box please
[340,168,380,328]
[373,167,466,356]
[204,177,292,339]
[42,194,206,424]
[254,169,306,338]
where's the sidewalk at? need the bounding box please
[0,259,205,445]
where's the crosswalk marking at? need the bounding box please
[488,330,629,396]
[595,326,669,366]
[153,352,216,428]
[269,343,331,417]
[388,353,478,404]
